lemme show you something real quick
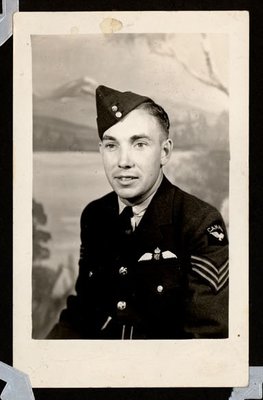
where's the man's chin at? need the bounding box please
[112,186,141,203]
[115,188,138,200]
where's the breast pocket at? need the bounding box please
[133,257,186,319]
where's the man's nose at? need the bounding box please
[118,147,133,168]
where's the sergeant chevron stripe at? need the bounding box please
[191,255,229,292]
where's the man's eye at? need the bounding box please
[104,143,117,151]
[134,142,147,149]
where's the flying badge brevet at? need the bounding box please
[162,250,177,259]
[153,247,161,260]
[138,248,178,262]
[207,223,227,246]
[138,252,152,261]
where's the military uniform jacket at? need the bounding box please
[49,176,228,339]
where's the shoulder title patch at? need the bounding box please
[207,223,228,246]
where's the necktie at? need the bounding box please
[119,206,133,236]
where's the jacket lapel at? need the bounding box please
[134,176,176,256]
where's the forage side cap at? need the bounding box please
[96,85,153,139]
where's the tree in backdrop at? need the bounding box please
[145,33,229,219]
[32,199,76,339]
[144,33,228,96]
[32,198,54,338]
[33,199,51,262]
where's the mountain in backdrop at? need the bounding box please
[33,115,99,152]
[33,77,229,152]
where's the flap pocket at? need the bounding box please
[135,258,183,291]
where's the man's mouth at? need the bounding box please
[115,176,138,182]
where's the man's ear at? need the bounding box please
[161,138,173,166]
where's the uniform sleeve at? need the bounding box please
[184,205,229,338]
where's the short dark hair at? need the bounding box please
[137,101,170,137]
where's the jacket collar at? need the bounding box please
[137,175,175,228]
[131,176,177,252]
[103,175,177,228]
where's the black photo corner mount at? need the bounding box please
[1,1,262,399]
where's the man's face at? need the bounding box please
[99,108,173,205]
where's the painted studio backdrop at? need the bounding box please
[32,33,229,339]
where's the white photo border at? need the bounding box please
[13,11,249,388]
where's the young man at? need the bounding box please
[48,85,228,339]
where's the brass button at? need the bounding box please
[119,266,128,275]
[88,271,93,278]
[111,105,118,112]
[115,111,122,118]
[117,301,126,310]
[157,285,163,293]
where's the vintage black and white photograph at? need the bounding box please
[13,12,248,387]
[32,33,229,341]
